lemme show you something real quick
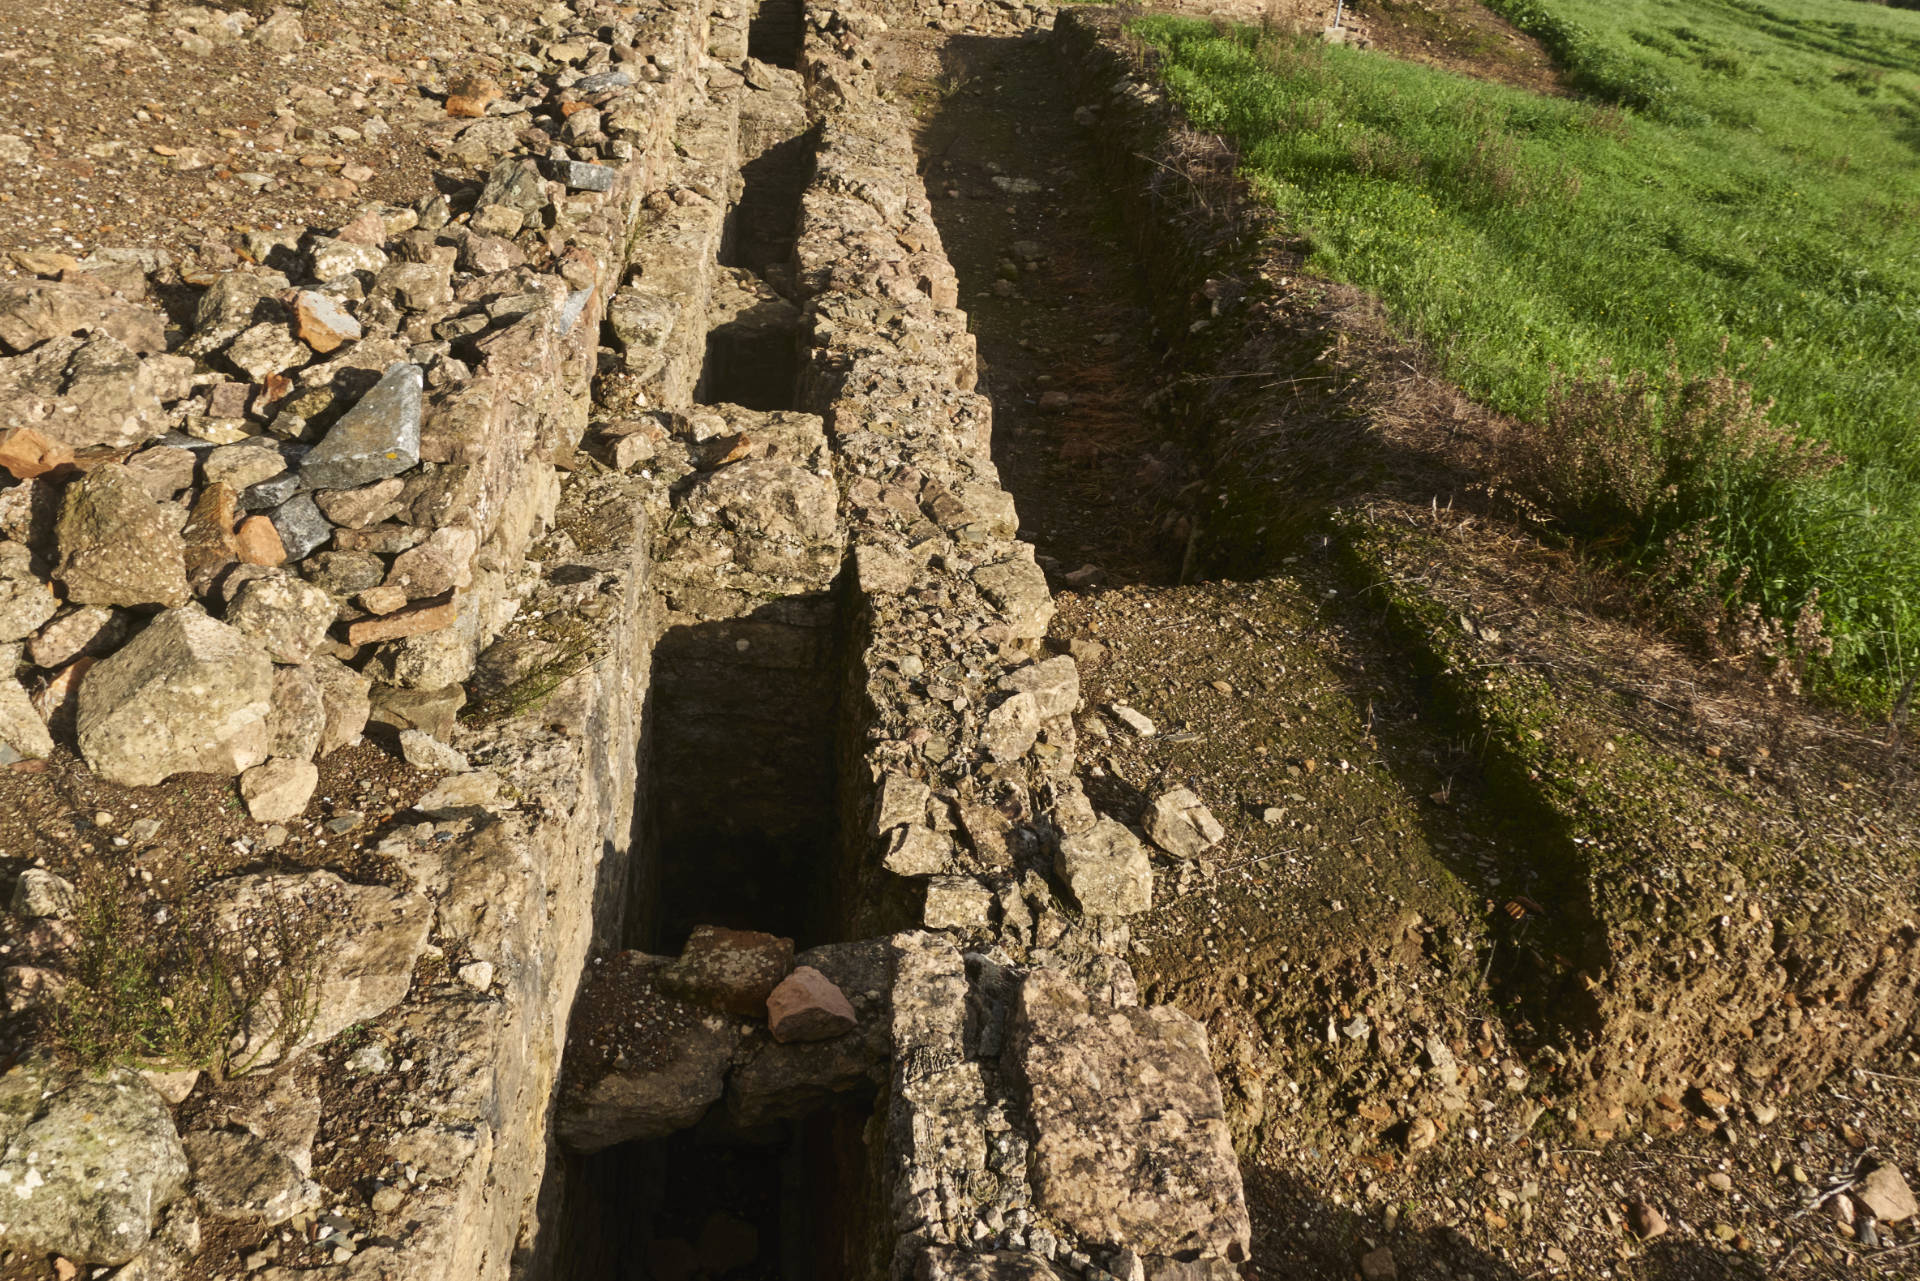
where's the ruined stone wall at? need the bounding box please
[0,0,1261,1276]
[791,7,1252,1279]
[0,1,740,1276]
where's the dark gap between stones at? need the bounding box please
[554,1099,873,1280]
[697,325,801,412]
[746,0,804,70]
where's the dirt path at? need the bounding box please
[890,30,1187,589]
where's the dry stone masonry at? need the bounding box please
[0,0,1250,1276]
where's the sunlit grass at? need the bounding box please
[1135,0,1920,706]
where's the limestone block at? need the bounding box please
[923,876,994,931]
[1009,969,1250,1261]
[1,332,173,449]
[76,609,275,785]
[181,1129,320,1224]
[0,673,53,764]
[0,541,58,642]
[1055,817,1152,917]
[308,653,371,755]
[557,955,744,1153]
[871,772,931,836]
[207,871,432,1069]
[0,1060,189,1264]
[659,925,795,1017]
[885,825,953,877]
[240,758,319,823]
[55,463,191,608]
[982,690,1041,763]
[1000,655,1080,719]
[267,663,325,761]
[972,556,1054,641]
[226,569,336,664]
[1141,787,1225,860]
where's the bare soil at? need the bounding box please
[0,740,424,896]
[0,0,547,277]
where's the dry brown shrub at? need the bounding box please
[1500,358,1843,678]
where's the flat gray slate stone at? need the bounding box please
[297,362,422,491]
[547,158,616,192]
[573,69,634,93]
[269,492,334,561]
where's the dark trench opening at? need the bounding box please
[747,0,803,70]
[551,588,870,1280]
[559,1099,874,1281]
[721,128,815,281]
[635,595,844,954]
[701,121,816,411]
[699,325,800,412]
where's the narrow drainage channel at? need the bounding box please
[557,1099,871,1281]
[552,90,871,1278]
[699,51,813,411]
[699,281,803,412]
[639,599,845,953]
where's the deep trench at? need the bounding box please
[746,0,803,69]
[699,9,814,413]
[554,50,870,1277]
[558,590,867,1280]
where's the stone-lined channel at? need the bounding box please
[554,3,879,1273]
[550,2,1251,1278]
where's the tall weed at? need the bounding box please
[1507,361,1841,645]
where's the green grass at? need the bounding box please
[1134,0,1920,706]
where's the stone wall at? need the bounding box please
[792,7,1251,1279]
[0,0,728,1276]
[531,1,1255,1276]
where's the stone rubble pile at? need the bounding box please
[0,0,718,800]
[557,928,891,1149]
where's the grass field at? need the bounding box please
[1135,0,1920,707]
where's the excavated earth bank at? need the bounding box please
[0,1,1916,1280]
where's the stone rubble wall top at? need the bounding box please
[0,0,719,787]
[0,0,730,1275]
[795,5,1250,1278]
